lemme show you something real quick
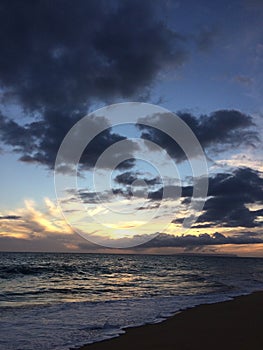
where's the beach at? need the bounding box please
[78,291,263,350]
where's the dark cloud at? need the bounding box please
[70,231,263,252]
[111,180,191,201]
[0,0,189,170]
[63,188,113,204]
[194,167,263,228]
[79,134,138,171]
[112,171,162,199]
[111,166,261,231]
[77,190,101,205]
[112,187,133,198]
[137,203,161,211]
[0,112,40,154]
[111,166,263,230]
[148,185,193,200]
[0,110,81,167]
[169,167,263,229]
[0,111,138,169]
[138,110,258,162]
[208,167,262,198]
[0,1,186,110]
[0,215,21,220]
[114,171,161,186]
[0,2,258,174]
[140,231,263,248]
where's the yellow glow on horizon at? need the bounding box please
[1,197,262,256]
[0,231,29,239]
[104,220,147,229]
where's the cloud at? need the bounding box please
[195,167,263,228]
[0,198,101,251]
[111,172,162,200]
[0,2,258,174]
[114,171,161,186]
[0,215,21,220]
[111,181,191,201]
[214,153,263,173]
[0,112,140,170]
[0,0,188,170]
[63,166,263,232]
[1,195,262,252]
[138,110,258,162]
[0,198,73,240]
[167,167,263,229]
[0,1,186,110]
[74,230,262,253]
[140,231,263,248]
[148,185,192,200]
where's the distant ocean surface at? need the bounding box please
[1,252,263,350]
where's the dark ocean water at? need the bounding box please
[1,252,263,350]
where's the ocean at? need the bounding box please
[1,252,263,350]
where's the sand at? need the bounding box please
[77,291,263,350]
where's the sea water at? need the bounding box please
[1,252,263,350]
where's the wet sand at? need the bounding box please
[77,291,263,350]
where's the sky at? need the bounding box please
[0,0,262,256]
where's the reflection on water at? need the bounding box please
[1,252,263,307]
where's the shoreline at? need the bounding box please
[77,291,263,350]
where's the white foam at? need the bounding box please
[0,289,260,350]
